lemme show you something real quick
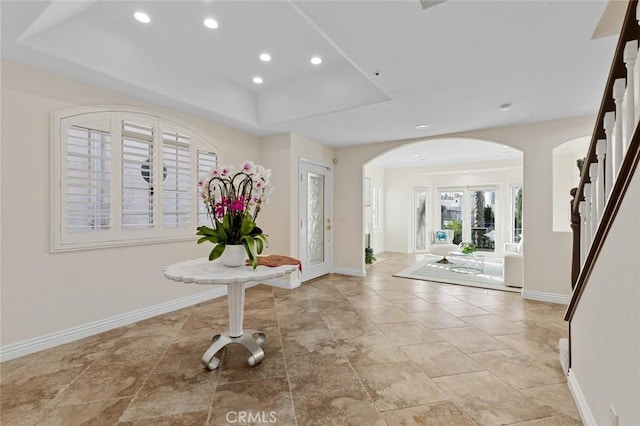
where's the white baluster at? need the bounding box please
[584,183,592,252]
[613,78,626,180]
[624,40,638,150]
[579,200,586,266]
[604,111,615,196]
[596,139,606,218]
[589,163,598,234]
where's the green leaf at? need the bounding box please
[197,236,218,244]
[255,237,264,254]
[209,243,225,261]
[241,236,258,268]
[196,225,216,236]
[240,216,255,236]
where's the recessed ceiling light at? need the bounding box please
[252,76,263,84]
[310,56,322,65]
[259,53,271,62]
[415,124,430,129]
[134,12,150,23]
[413,154,420,158]
[500,103,512,111]
[203,18,218,29]
[503,145,509,148]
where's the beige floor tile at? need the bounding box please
[293,389,385,425]
[217,343,287,385]
[408,309,469,330]
[276,310,328,332]
[380,401,477,425]
[116,410,209,425]
[338,335,408,367]
[119,371,216,421]
[209,377,295,425]
[33,397,131,426]
[347,295,395,309]
[96,335,173,364]
[55,359,155,406]
[360,305,415,324]
[287,353,363,397]
[469,349,566,389]
[378,321,444,346]
[512,415,583,425]
[281,329,339,356]
[461,314,525,335]
[434,301,491,317]
[356,361,448,411]
[390,298,436,312]
[416,291,462,304]
[520,383,582,421]
[400,342,484,377]
[434,326,509,354]
[434,370,553,425]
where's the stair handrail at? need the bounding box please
[565,0,640,321]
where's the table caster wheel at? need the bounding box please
[246,350,264,367]
[203,356,221,370]
[255,333,266,347]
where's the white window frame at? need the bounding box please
[51,106,219,252]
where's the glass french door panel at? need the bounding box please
[307,172,325,266]
[440,191,463,244]
[512,186,523,242]
[415,189,428,251]
[470,189,496,252]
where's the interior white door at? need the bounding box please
[299,160,332,282]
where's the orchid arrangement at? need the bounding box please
[196,161,272,268]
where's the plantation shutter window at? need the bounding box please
[197,150,218,226]
[122,120,156,230]
[52,108,220,251]
[162,130,192,228]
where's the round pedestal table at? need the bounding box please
[163,258,298,370]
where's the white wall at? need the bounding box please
[553,136,590,232]
[383,161,522,255]
[0,61,263,347]
[569,167,640,425]
[334,116,594,298]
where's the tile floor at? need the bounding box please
[1,253,582,425]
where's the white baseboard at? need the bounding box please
[0,287,229,362]
[522,289,571,305]
[263,277,301,289]
[567,369,597,426]
[332,267,366,277]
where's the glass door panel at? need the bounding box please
[414,188,428,251]
[440,191,463,244]
[469,188,496,252]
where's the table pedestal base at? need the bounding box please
[201,330,266,370]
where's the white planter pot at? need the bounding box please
[221,244,247,267]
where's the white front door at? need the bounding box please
[299,160,332,282]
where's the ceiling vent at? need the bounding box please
[420,0,447,10]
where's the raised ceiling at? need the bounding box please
[1,0,619,148]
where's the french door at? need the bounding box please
[299,160,332,281]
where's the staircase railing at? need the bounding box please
[565,0,640,321]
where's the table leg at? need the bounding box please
[200,282,267,370]
[227,282,245,337]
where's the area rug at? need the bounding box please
[393,255,521,293]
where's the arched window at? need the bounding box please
[51,107,218,251]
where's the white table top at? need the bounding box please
[163,257,298,285]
